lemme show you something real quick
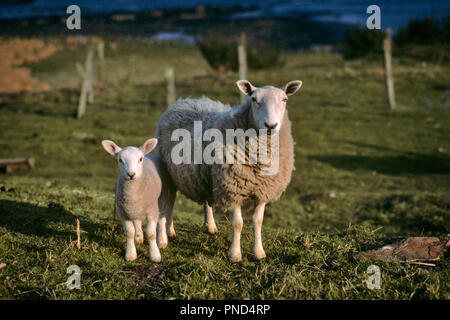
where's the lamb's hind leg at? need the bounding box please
[252,202,266,260]
[158,190,176,248]
[228,205,243,262]
[203,203,217,234]
[146,215,161,262]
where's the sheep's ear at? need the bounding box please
[102,140,121,156]
[283,80,302,96]
[236,80,257,96]
[140,138,158,155]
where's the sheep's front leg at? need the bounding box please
[134,220,144,244]
[228,205,243,262]
[252,202,266,260]
[123,220,137,261]
[204,203,218,234]
[146,218,161,262]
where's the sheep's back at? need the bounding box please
[156,97,231,205]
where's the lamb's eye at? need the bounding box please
[139,157,143,162]
[119,158,123,163]
[282,98,288,102]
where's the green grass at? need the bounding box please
[0,40,449,299]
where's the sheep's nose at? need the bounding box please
[128,172,136,179]
[264,122,278,130]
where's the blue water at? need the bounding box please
[0,0,449,31]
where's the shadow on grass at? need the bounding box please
[354,194,450,236]
[0,199,115,245]
[309,154,450,175]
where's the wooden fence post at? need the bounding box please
[383,28,396,110]
[77,49,94,119]
[238,32,248,104]
[97,41,105,84]
[165,67,176,106]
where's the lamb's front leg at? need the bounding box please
[146,217,161,262]
[204,203,218,234]
[252,202,266,260]
[228,205,243,262]
[122,220,137,261]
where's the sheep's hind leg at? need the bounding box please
[123,220,137,261]
[252,202,266,260]
[157,213,168,249]
[166,192,176,239]
[228,205,243,262]
[134,220,144,244]
[146,218,161,262]
[203,203,218,234]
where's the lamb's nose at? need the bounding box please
[128,172,136,179]
[264,122,278,130]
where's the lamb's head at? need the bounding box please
[236,80,302,133]
[101,138,158,180]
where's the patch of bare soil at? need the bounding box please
[121,264,164,291]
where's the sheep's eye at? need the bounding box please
[119,158,123,163]
[139,157,143,162]
[282,98,288,102]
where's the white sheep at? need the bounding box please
[155,80,302,262]
[102,138,175,262]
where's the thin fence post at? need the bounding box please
[238,32,248,103]
[86,49,94,104]
[97,41,105,83]
[165,67,176,106]
[383,28,396,110]
[77,49,94,119]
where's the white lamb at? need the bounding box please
[102,138,175,262]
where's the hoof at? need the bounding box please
[150,254,161,263]
[168,231,177,239]
[228,250,242,263]
[205,224,218,235]
[253,249,266,260]
[158,240,168,249]
[125,253,137,261]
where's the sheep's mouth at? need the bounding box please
[264,129,278,136]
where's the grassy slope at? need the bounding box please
[0,40,449,299]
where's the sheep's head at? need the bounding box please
[101,138,158,180]
[236,80,302,133]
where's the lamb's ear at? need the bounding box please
[140,138,158,155]
[283,80,302,96]
[236,80,257,96]
[102,140,121,156]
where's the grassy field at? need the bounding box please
[0,39,449,299]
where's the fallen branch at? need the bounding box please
[354,237,449,264]
[0,157,35,173]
